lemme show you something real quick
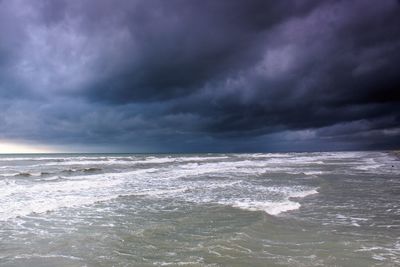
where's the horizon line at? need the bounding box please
[0,149,398,155]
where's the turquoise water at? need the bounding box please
[0,152,399,266]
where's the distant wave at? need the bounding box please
[3,151,394,221]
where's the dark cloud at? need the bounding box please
[0,0,399,152]
[74,0,320,103]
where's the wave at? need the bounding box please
[228,200,301,215]
[38,155,231,166]
[14,172,43,177]
[0,168,163,220]
[0,174,126,221]
[217,186,318,215]
[0,156,321,220]
[61,167,102,173]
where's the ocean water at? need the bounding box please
[0,152,399,267]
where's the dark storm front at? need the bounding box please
[0,152,399,266]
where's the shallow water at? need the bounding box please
[0,152,399,266]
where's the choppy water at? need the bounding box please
[0,152,399,266]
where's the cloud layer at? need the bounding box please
[0,0,399,152]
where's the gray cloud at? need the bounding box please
[0,0,399,152]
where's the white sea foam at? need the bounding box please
[34,155,231,167]
[0,157,64,161]
[302,171,325,176]
[219,186,318,215]
[289,188,319,198]
[228,199,301,215]
[0,172,21,177]
[0,169,157,220]
[0,155,321,220]
[0,176,124,221]
[353,164,384,171]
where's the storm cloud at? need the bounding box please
[0,0,399,152]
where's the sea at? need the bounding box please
[0,151,399,266]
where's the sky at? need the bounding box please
[0,0,399,153]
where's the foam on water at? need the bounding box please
[29,155,229,167]
[229,199,301,215]
[0,174,124,220]
[6,151,392,221]
[0,155,321,220]
[222,187,318,215]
